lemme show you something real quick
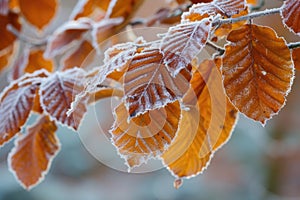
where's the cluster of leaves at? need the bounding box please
[0,0,299,190]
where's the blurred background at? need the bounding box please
[1,0,300,199]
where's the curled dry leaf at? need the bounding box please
[292,48,300,70]
[11,49,54,80]
[222,24,294,124]
[110,101,181,169]
[62,40,94,71]
[0,11,21,51]
[281,0,300,35]
[39,68,88,130]
[124,48,191,118]
[162,60,237,179]
[19,0,57,30]
[0,70,49,147]
[9,115,60,190]
[160,18,212,76]
[182,0,246,22]
[44,18,92,58]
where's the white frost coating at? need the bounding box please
[44,18,93,58]
[160,17,213,77]
[7,116,61,190]
[105,0,118,19]
[69,0,88,20]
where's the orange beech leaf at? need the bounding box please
[246,0,258,5]
[19,0,57,30]
[0,11,21,51]
[162,60,238,179]
[9,115,60,190]
[182,0,246,22]
[124,48,191,118]
[160,17,212,76]
[62,40,94,71]
[11,49,54,80]
[39,68,88,130]
[0,0,9,15]
[281,0,300,35]
[71,0,110,21]
[222,24,294,125]
[110,101,181,169]
[292,48,300,70]
[0,46,14,72]
[9,0,19,10]
[0,70,49,147]
[44,18,92,58]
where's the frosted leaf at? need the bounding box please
[160,18,212,76]
[182,0,246,22]
[44,18,93,58]
[110,101,181,169]
[281,0,300,36]
[222,24,294,125]
[0,70,48,147]
[124,48,191,118]
[39,68,88,130]
[8,115,60,190]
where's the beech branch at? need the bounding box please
[212,7,282,26]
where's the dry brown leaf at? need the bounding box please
[162,60,237,179]
[0,70,48,147]
[39,68,88,130]
[62,40,94,71]
[292,48,300,70]
[11,49,54,80]
[222,24,294,124]
[9,115,59,190]
[124,48,191,118]
[0,11,21,51]
[281,0,300,35]
[111,101,181,169]
[160,18,212,76]
[19,0,57,30]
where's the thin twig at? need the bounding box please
[212,7,282,26]
[288,42,300,49]
[207,41,225,55]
